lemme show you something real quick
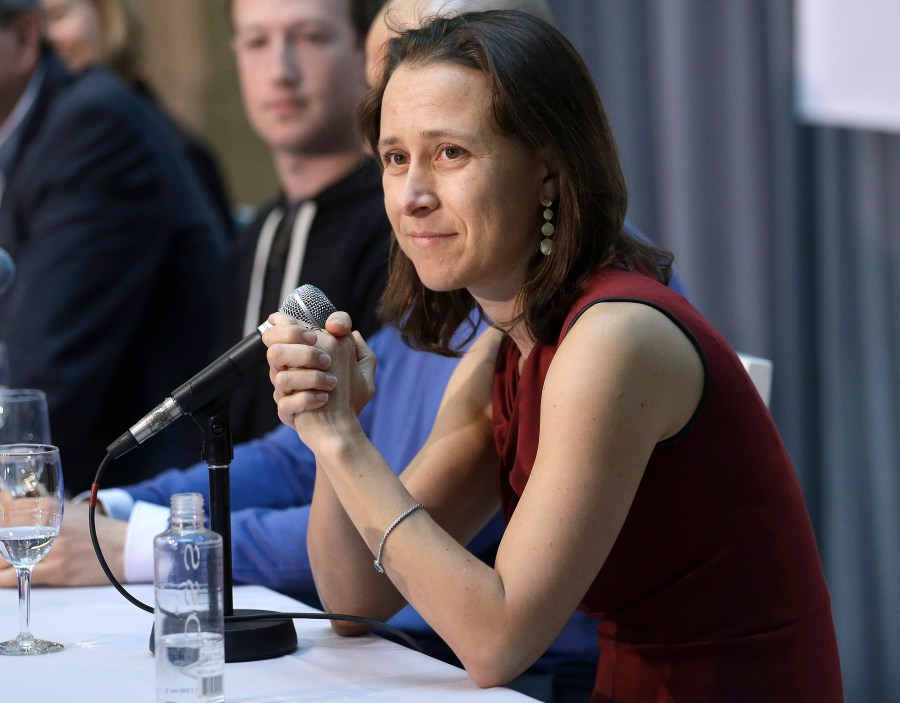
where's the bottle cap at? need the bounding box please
[170,492,204,522]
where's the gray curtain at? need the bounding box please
[548,1,900,700]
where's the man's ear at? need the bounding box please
[11,12,44,76]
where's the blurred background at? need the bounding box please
[137,1,278,206]
[139,1,899,701]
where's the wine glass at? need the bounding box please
[0,444,65,655]
[0,389,51,444]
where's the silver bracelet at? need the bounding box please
[373,503,424,574]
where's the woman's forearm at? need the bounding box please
[307,440,409,629]
[310,428,540,686]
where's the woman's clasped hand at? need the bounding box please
[264,311,376,442]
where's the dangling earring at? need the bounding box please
[539,198,554,255]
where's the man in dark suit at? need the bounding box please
[0,0,231,494]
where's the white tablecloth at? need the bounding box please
[0,584,537,702]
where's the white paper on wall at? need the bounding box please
[795,0,900,133]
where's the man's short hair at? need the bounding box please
[224,0,386,47]
[351,0,389,45]
[0,0,37,23]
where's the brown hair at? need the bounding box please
[88,0,147,85]
[224,0,386,47]
[360,10,673,355]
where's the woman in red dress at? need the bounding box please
[262,11,843,702]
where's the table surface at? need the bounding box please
[0,584,537,702]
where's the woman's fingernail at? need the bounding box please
[314,392,329,403]
[324,374,337,387]
[319,353,331,368]
[302,330,317,344]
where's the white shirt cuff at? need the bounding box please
[70,488,136,521]
[124,501,170,583]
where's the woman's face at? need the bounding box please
[41,0,105,73]
[378,62,555,306]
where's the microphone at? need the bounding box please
[106,284,335,459]
[0,247,14,296]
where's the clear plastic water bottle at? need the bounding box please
[154,493,225,703]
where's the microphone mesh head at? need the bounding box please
[280,284,336,330]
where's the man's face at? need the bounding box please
[231,0,368,156]
[39,0,105,73]
[0,13,40,124]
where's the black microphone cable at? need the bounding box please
[87,453,425,654]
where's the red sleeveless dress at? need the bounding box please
[492,268,843,702]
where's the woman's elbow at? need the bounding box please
[330,619,373,637]
[465,659,526,690]
[459,642,533,690]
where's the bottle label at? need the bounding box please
[156,539,224,702]
[157,632,224,702]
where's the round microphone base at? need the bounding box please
[150,609,298,663]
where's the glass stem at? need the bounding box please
[16,567,33,643]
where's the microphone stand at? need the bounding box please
[202,402,297,663]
